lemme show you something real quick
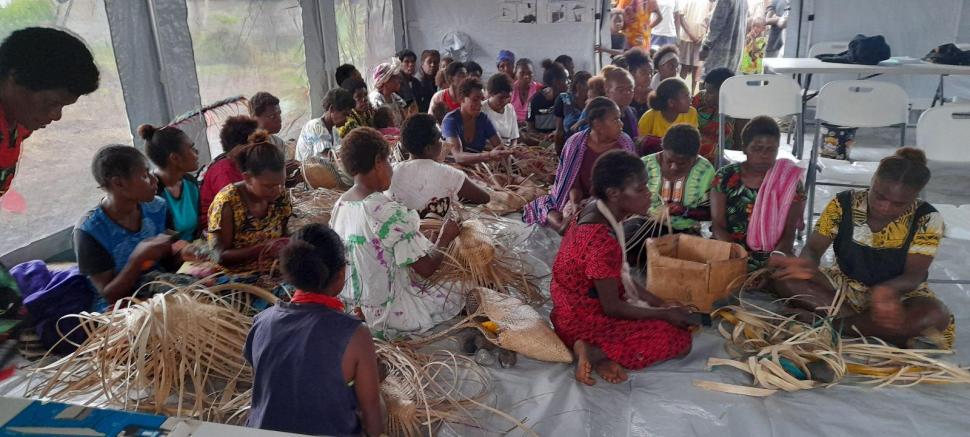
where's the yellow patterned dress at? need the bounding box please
[207,183,292,272]
[815,189,953,349]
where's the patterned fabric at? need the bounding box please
[0,101,32,199]
[77,197,169,274]
[550,222,692,370]
[815,190,943,257]
[821,265,955,350]
[295,118,336,162]
[617,0,652,49]
[692,92,733,162]
[369,91,407,128]
[329,192,463,340]
[702,0,747,74]
[523,129,636,225]
[642,153,715,231]
[712,163,805,269]
[207,184,292,272]
[746,159,804,252]
[337,108,375,138]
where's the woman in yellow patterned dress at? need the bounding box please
[773,148,954,349]
[208,131,292,272]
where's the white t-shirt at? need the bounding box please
[387,159,467,217]
[482,102,520,144]
[654,0,678,37]
[295,118,334,162]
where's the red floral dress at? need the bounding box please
[550,222,692,370]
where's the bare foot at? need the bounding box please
[572,340,596,386]
[594,359,628,384]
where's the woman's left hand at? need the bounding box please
[871,285,904,330]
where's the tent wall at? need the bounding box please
[402,0,601,78]
[793,0,970,102]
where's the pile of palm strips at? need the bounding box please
[694,272,970,396]
[289,186,344,230]
[459,161,549,216]
[420,216,544,306]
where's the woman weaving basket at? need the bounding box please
[330,128,464,339]
[523,97,637,233]
[773,148,955,350]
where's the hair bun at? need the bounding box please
[541,59,554,69]
[137,124,157,141]
[247,129,271,145]
[894,147,927,166]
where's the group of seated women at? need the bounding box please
[59,44,954,437]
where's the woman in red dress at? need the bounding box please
[550,149,696,385]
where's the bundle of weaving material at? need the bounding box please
[458,161,549,216]
[694,272,970,396]
[27,283,277,424]
[289,186,343,230]
[510,146,558,185]
[421,218,543,305]
[378,339,537,436]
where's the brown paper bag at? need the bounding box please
[645,234,748,311]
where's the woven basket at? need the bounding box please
[455,220,496,269]
[468,287,572,363]
[302,156,349,189]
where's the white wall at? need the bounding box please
[796,0,969,102]
[402,0,601,78]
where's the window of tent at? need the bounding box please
[185,0,310,157]
[335,0,396,88]
[0,0,132,256]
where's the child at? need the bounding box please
[208,131,292,272]
[330,127,463,339]
[650,45,681,90]
[388,114,489,218]
[550,149,695,385]
[482,73,521,145]
[74,145,177,309]
[525,60,570,144]
[637,77,698,155]
[199,116,259,228]
[554,70,592,149]
[711,116,805,271]
[245,224,383,436]
[691,67,736,162]
[337,78,375,138]
[248,91,287,154]
[141,124,200,242]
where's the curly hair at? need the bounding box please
[662,124,701,157]
[249,92,280,117]
[648,78,689,111]
[0,27,99,95]
[486,73,513,95]
[219,115,259,154]
[339,127,390,176]
[281,223,346,292]
[91,144,147,188]
[401,113,441,158]
[458,77,484,98]
[592,150,647,200]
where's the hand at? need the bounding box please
[543,132,556,142]
[132,235,175,265]
[699,47,710,61]
[593,44,603,53]
[562,201,579,220]
[489,149,514,161]
[662,306,697,329]
[871,286,904,330]
[666,202,686,216]
[438,219,461,245]
[768,254,816,281]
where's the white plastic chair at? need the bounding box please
[917,105,970,162]
[806,80,909,231]
[787,41,853,147]
[717,74,802,168]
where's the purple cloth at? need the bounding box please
[523,129,636,225]
[11,260,94,352]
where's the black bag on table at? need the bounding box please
[817,34,891,65]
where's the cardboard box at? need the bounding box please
[645,234,748,312]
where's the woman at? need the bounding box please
[368,61,408,128]
[482,73,520,145]
[416,49,440,112]
[441,78,515,165]
[330,128,463,339]
[711,116,804,271]
[638,78,698,155]
[428,62,467,114]
[246,224,382,437]
[75,146,177,310]
[597,66,640,143]
[141,124,200,242]
[388,114,490,218]
[554,70,592,150]
[199,116,259,228]
[337,78,375,138]
[650,45,681,90]
[773,148,953,350]
[496,49,516,79]
[511,58,544,124]
[551,149,694,386]
[524,97,637,233]
[525,60,570,145]
[208,132,292,272]
[692,67,736,162]
[622,48,654,119]
[623,124,714,265]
